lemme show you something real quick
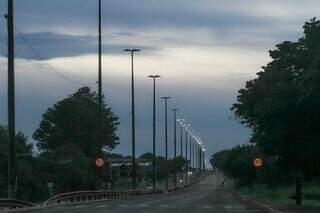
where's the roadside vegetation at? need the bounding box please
[0,87,188,202]
[210,18,320,208]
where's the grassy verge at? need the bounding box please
[238,183,320,208]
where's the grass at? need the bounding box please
[239,182,320,208]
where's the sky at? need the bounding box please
[0,0,319,165]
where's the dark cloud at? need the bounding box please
[1,0,316,160]
[0,32,160,59]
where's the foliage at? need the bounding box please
[31,87,120,193]
[33,86,119,158]
[222,145,258,185]
[210,149,231,170]
[0,125,47,201]
[231,18,320,176]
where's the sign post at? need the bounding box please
[95,158,104,168]
[253,157,263,198]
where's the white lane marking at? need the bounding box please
[202,206,212,209]
[118,204,128,207]
[96,204,108,208]
[74,205,85,209]
[224,206,233,209]
[138,204,148,208]
[159,204,169,208]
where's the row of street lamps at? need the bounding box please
[124,49,206,191]
[178,119,206,184]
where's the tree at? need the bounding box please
[222,145,258,185]
[231,18,320,177]
[33,87,119,158]
[0,125,47,201]
[210,149,231,170]
[33,87,120,192]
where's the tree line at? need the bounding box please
[0,87,188,201]
[210,18,320,186]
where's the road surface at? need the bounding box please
[21,175,266,213]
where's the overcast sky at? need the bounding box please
[0,0,319,164]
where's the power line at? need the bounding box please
[14,26,96,86]
[14,27,121,115]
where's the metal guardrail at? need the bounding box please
[0,198,35,209]
[1,175,206,209]
[42,189,160,206]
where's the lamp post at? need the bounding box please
[203,149,206,170]
[177,119,184,181]
[185,123,190,185]
[161,96,171,191]
[148,75,161,189]
[172,109,178,188]
[124,48,140,190]
[179,119,183,158]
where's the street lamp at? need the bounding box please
[124,48,140,190]
[161,96,171,191]
[148,74,161,189]
[171,108,179,188]
[185,123,190,184]
[177,119,185,158]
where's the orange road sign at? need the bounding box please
[95,158,104,167]
[253,158,263,168]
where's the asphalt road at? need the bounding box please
[23,174,266,213]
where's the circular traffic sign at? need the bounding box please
[95,158,104,167]
[253,158,263,168]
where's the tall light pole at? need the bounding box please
[189,134,192,183]
[171,109,178,188]
[7,0,15,199]
[177,119,184,181]
[179,120,183,158]
[97,1,104,186]
[124,48,140,190]
[203,149,206,170]
[161,96,171,191]
[148,75,161,189]
[98,0,102,110]
[185,124,190,184]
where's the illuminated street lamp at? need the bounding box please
[148,75,161,189]
[124,48,141,190]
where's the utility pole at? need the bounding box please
[161,96,171,191]
[7,0,16,199]
[172,109,178,188]
[148,75,161,189]
[124,49,140,190]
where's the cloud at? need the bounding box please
[1,0,319,160]
[0,31,161,60]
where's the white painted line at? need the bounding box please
[96,204,108,208]
[138,204,148,208]
[74,205,85,209]
[118,204,128,207]
[202,206,212,209]
[224,206,233,209]
[159,204,169,208]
